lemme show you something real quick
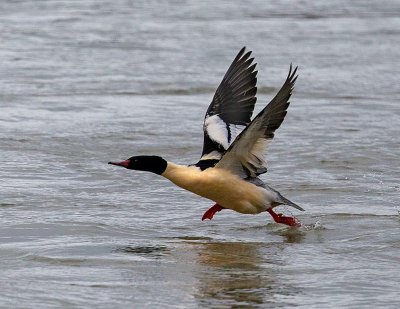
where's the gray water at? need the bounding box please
[1,0,400,308]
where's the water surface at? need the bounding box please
[1,0,399,308]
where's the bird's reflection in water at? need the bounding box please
[279,227,306,244]
[190,241,297,307]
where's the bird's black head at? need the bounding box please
[108,155,167,175]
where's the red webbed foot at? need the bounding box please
[202,204,223,221]
[267,208,301,227]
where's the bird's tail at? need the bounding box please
[278,195,305,211]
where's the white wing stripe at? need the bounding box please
[204,115,230,149]
[204,115,246,151]
[200,150,222,161]
[228,124,246,143]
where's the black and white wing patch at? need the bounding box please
[198,47,258,167]
[215,65,298,178]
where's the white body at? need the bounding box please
[162,162,276,214]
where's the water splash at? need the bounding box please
[302,220,326,231]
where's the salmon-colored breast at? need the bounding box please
[162,163,268,214]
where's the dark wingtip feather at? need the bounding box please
[234,47,247,62]
[287,64,298,82]
[239,51,252,66]
[248,62,257,73]
[201,47,258,158]
[290,66,299,83]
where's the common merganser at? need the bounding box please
[109,47,304,227]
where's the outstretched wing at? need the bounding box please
[197,47,258,168]
[215,65,298,178]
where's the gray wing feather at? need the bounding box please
[215,65,298,178]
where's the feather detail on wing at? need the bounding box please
[198,47,258,165]
[215,65,298,178]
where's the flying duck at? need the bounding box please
[109,47,304,227]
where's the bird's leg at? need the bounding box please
[267,208,301,227]
[202,204,224,221]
